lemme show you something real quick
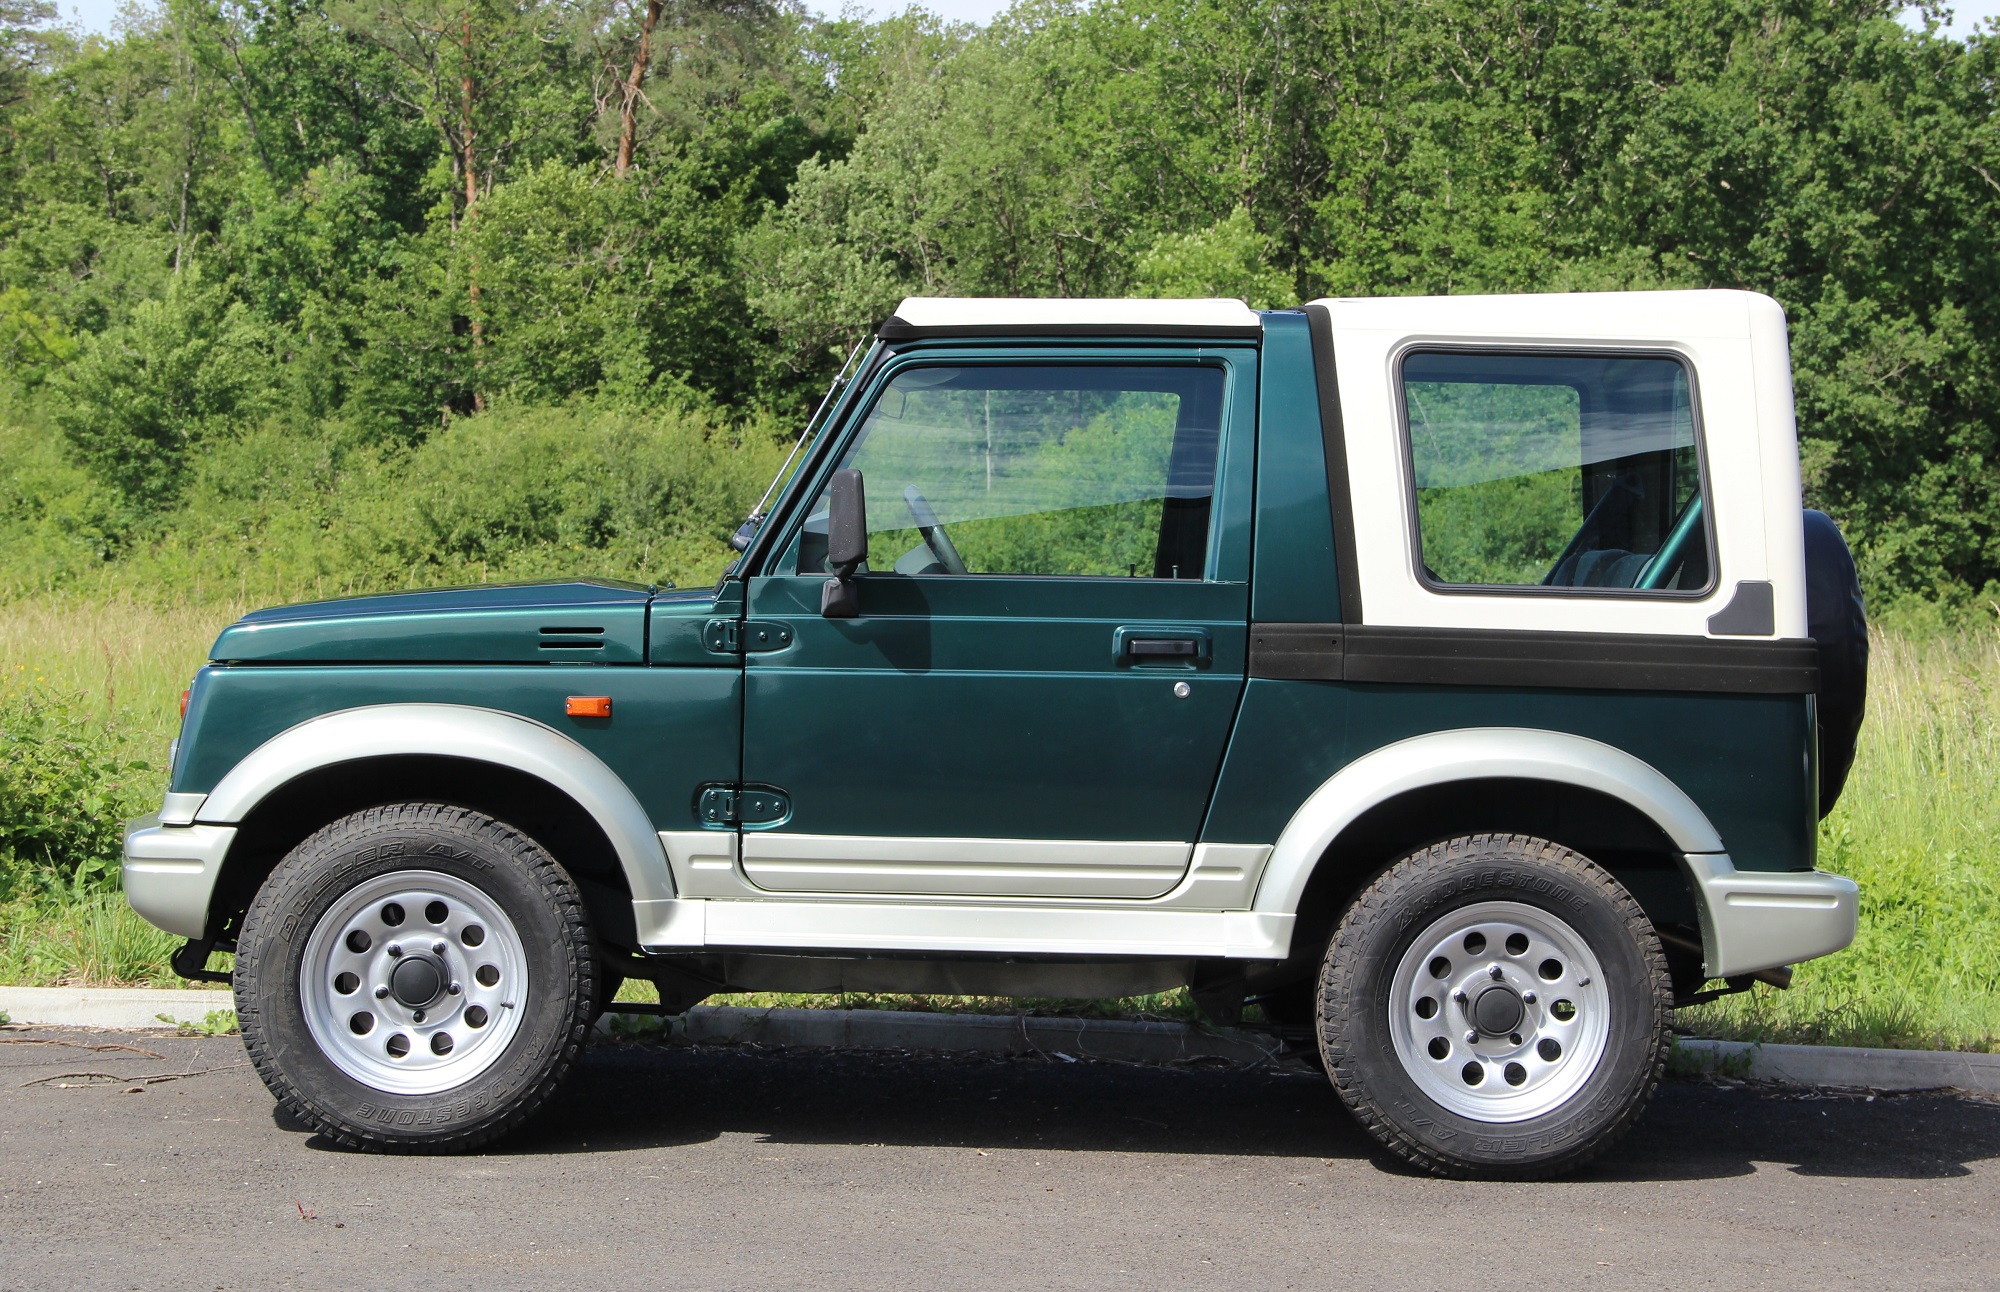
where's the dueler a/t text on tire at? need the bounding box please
[234,803,598,1152]
[1317,834,1670,1179]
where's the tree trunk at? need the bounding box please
[614,0,664,179]
[461,10,485,411]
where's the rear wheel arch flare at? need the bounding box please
[1252,729,1724,962]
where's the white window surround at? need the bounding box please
[1316,289,1808,640]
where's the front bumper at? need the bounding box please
[1685,853,1859,978]
[123,814,237,941]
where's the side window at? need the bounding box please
[1401,351,1711,593]
[799,364,1225,579]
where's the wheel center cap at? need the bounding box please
[1472,985,1525,1036]
[389,954,446,1008]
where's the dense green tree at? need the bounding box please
[0,0,1994,606]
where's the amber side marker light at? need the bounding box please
[566,695,612,719]
[179,688,190,720]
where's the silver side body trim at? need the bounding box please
[122,815,240,940]
[195,703,676,903]
[160,792,207,827]
[637,897,1291,959]
[740,834,1191,899]
[660,830,743,899]
[662,832,1267,910]
[1252,727,1728,918]
[1685,853,1858,977]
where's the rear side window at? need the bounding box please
[1400,351,1711,593]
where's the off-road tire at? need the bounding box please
[235,803,597,1152]
[1317,834,1670,1180]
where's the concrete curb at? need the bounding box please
[1673,1037,2000,1097]
[7,985,1997,1097]
[0,985,234,1029]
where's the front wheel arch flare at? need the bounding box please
[192,704,673,934]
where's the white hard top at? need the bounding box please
[887,296,1261,333]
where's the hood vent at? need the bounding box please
[539,625,606,651]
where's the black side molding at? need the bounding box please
[1247,623,1347,679]
[1249,623,1819,694]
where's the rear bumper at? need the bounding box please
[1685,853,1858,978]
[123,814,237,941]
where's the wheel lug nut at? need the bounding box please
[1510,1032,1523,1046]
[449,982,462,995]
[374,986,389,999]
[1465,1030,1479,1044]
[1488,964,1504,980]
[1523,991,1537,1004]
[1452,990,1468,1005]
[432,942,447,956]
[412,1008,426,1023]
[388,944,403,958]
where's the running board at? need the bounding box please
[631,898,1293,960]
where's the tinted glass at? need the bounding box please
[1402,352,1709,591]
[800,364,1225,579]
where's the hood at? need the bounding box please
[211,580,658,664]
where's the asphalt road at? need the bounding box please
[2,1026,1996,1291]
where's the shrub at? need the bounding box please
[0,679,152,897]
[50,267,276,507]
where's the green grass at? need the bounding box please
[3,589,1997,1051]
[1680,625,2000,1052]
[0,891,226,988]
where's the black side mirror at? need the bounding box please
[821,468,867,618]
[728,517,759,552]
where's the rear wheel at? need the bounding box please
[1318,834,1669,1179]
[235,803,597,1152]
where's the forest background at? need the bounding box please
[0,0,1996,1047]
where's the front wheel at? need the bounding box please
[235,803,597,1152]
[1318,834,1669,1179]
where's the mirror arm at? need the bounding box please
[820,574,860,618]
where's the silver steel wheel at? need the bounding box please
[299,869,530,1096]
[1387,899,1611,1122]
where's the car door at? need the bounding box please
[736,348,1255,900]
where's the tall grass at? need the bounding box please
[0,594,247,757]
[1682,625,2000,1051]
[0,892,202,988]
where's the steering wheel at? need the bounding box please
[902,485,968,575]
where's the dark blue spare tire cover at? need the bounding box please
[1803,509,1868,817]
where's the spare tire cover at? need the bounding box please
[1803,509,1868,817]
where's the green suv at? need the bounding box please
[123,292,1866,1178]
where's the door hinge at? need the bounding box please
[696,784,792,828]
[702,618,795,655]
